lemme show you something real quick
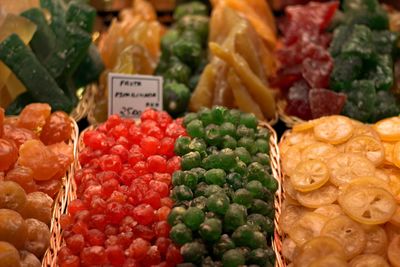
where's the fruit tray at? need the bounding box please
[41,117,79,267]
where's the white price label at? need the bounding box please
[108,73,163,118]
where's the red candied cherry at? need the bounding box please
[120,169,136,186]
[110,144,129,163]
[120,216,136,233]
[133,204,155,225]
[141,108,158,121]
[81,246,108,265]
[79,147,96,166]
[147,155,167,173]
[166,244,183,265]
[105,225,119,236]
[132,225,155,240]
[106,202,126,224]
[165,122,186,138]
[59,255,80,267]
[117,231,134,248]
[128,145,145,166]
[109,123,129,139]
[87,229,106,246]
[58,246,73,262]
[140,136,160,156]
[155,237,171,257]
[138,173,153,184]
[68,199,86,216]
[83,130,107,150]
[83,184,102,204]
[66,234,85,254]
[158,137,175,157]
[141,120,158,134]
[105,235,119,247]
[142,246,161,266]
[71,221,88,236]
[128,125,142,144]
[156,111,172,129]
[105,114,122,130]
[132,161,148,176]
[90,214,107,231]
[150,180,169,198]
[147,126,164,140]
[100,154,122,172]
[143,190,161,209]
[116,136,130,149]
[74,210,91,223]
[153,173,172,185]
[106,245,125,266]
[157,206,171,221]
[108,190,127,204]
[153,221,171,238]
[90,197,107,215]
[166,156,181,174]
[101,178,119,198]
[160,197,173,208]
[96,170,119,183]
[128,238,150,260]
[123,258,140,267]
[60,214,73,229]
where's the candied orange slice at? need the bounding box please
[390,206,400,227]
[314,204,344,219]
[338,185,397,225]
[374,117,400,142]
[350,254,390,267]
[310,255,348,267]
[352,125,380,140]
[388,235,400,267]
[392,141,400,168]
[362,225,388,256]
[293,120,319,132]
[328,153,375,186]
[281,145,302,176]
[282,238,296,262]
[344,176,392,194]
[301,142,338,162]
[297,183,338,209]
[344,136,385,166]
[288,212,328,245]
[291,160,329,192]
[314,115,354,145]
[280,204,308,234]
[382,142,395,166]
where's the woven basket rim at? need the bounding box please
[70,84,97,123]
[277,99,306,128]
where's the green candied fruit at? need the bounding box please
[170,223,193,245]
[180,241,206,263]
[246,180,265,199]
[222,249,246,267]
[207,145,219,155]
[220,122,236,137]
[172,185,193,201]
[205,169,226,186]
[264,176,278,193]
[182,171,198,190]
[224,203,247,232]
[255,139,269,153]
[253,153,270,166]
[189,138,207,157]
[206,193,230,215]
[173,2,208,20]
[183,207,205,230]
[249,199,274,219]
[247,162,266,181]
[251,231,268,249]
[238,137,257,155]
[164,60,192,84]
[247,214,274,235]
[213,234,236,258]
[203,257,222,267]
[199,218,222,242]
[205,124,222,146]
[172,170,185,186]
[211,106,228,125]
[231,159,247,176]
[198,107,213,126]
[175,136,191,156]
[202,154,221,170]
[233,189,254,208]
[191,167,206,183]
[235,147,252,165]
[186,119,205,138]
[224,109,241,125]
[204,184,223,197]
[168,206,187,226]
[172,39,202,69]
[226,172,244,191]
[182,151,202,170]
[239,113,258,129]
[161,29,179,53]
[236,125,255,139]
[220,148,236,171]
[183,112,198,127]
[222,135,237,149]
[231,224,258,247]
[191,196,207,210]
[194,182,208,197]
[223,186,235,200]
[247,248,274,267]
[255,127,270,140]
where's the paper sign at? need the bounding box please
[108,73,163,118]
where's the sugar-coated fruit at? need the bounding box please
[0,241,21,267]
[24,219,50,257]
[0,209,27,249]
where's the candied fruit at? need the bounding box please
[0,241,20,267]
[5,166,37,193]
[24,218,50,257]
[0,181,27,211]
[20,192,53,224]
[40,111,72,145]
[18,103,51,131]
[20,250,41,267]
[0,138,18,171]
[2,125,38,148]
[0,209,27,248]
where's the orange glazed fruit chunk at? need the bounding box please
[0,241,21,267]
[18,103,51,131]
[0,209,28,249]
[40,111,72,145]
[5,165,37,193]
[0,138,18,171]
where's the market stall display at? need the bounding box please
[0,104,77,266]
[278,115,400,266]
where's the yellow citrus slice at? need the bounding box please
[282,237,296,262]
[375,168,391,183]
[382,142,395,165]
[291,160,329,192]
[385,223,400,242]
[321,215,367,259]
[350,254,390,267]
[293,120,319,132]
[352,125,380,140]
[392,141,400,168]
[280,204,308,234]
[288,212,329,245]
[328,153,376,186]
[390,206,400,227]
[338,185,397,225]
[362,225,388,256]
[384,167,400,202]
[344,176,392,194]
[296,183,338,209]
[283,178,298,202]
[314,204,344,219]
[344,135,385,166]
[282,145,302,176]
[374,117,400,142]
[293,236,347,267]
[309,255,349,267]
[301,142,338,162]
[314,115,354,145]
[388,235,400,267]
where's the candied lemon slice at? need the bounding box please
[282,145,302,176]
[338,185,397,225]
[362,225,388,256]
[345,136,385,166]
[392,142,400,169]
[283,177,298,201]
[390,206,400,227]
[385,223,400,242]
[301,142,338,162]
[374,117,400,142]
[288,212,329,245]
[291,160,329,192]
[352,125,380,140]
[294,236,346,267]
[344,176,392,194]
[314,204,344,219]
[314,116,354,145]
[297,183,338,209]
[383,142,395,165]
[293,120,319,132]
[282,237,296,262]
[280,204,307,234]
[321,215,366,259]
[388,235,400,267]
[328,153,375,186]
[310,255,349,267]
[350,254,390,267]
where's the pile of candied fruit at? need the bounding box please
[0,103,73,266]
[58,109,185,267]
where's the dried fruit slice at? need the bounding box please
[344,177,392,194]
[350,254,390,267]
[280,204,308,234]
[309,255,349,267]
[352,125,380,140]
[383,142,395,165]
[362,225,388,256]
[282,238,297,262]
[392,141,400,168]
[309,89,347,119]
[314,115,354,145]
[296,183,338,208]
[292,119,319,132]
[321,215,366,259]
[314,204,344,219]
[345,136,385,166]
[388,235,400,267]
[338,185,397,225]
[301,142,338,162]
[291,159,329,192]
[328,153,375,186]
[374,117,400,142]
[288,212,329,245]
[390,206,400,227]
[282,145,302,176]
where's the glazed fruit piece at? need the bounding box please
[19,192,53,225]
[0,138,18,171]
[5,166,37,193]
[0,181,27,211]
[40,111,72,145]
[23,218,50,258]
[0,241,21,267]
[19,250,41,267]
[0,209,28,249]
[17,103,51,131]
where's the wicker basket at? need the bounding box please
[70,85,97,123]
[41,118,79,267]
[277,99,306,128]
